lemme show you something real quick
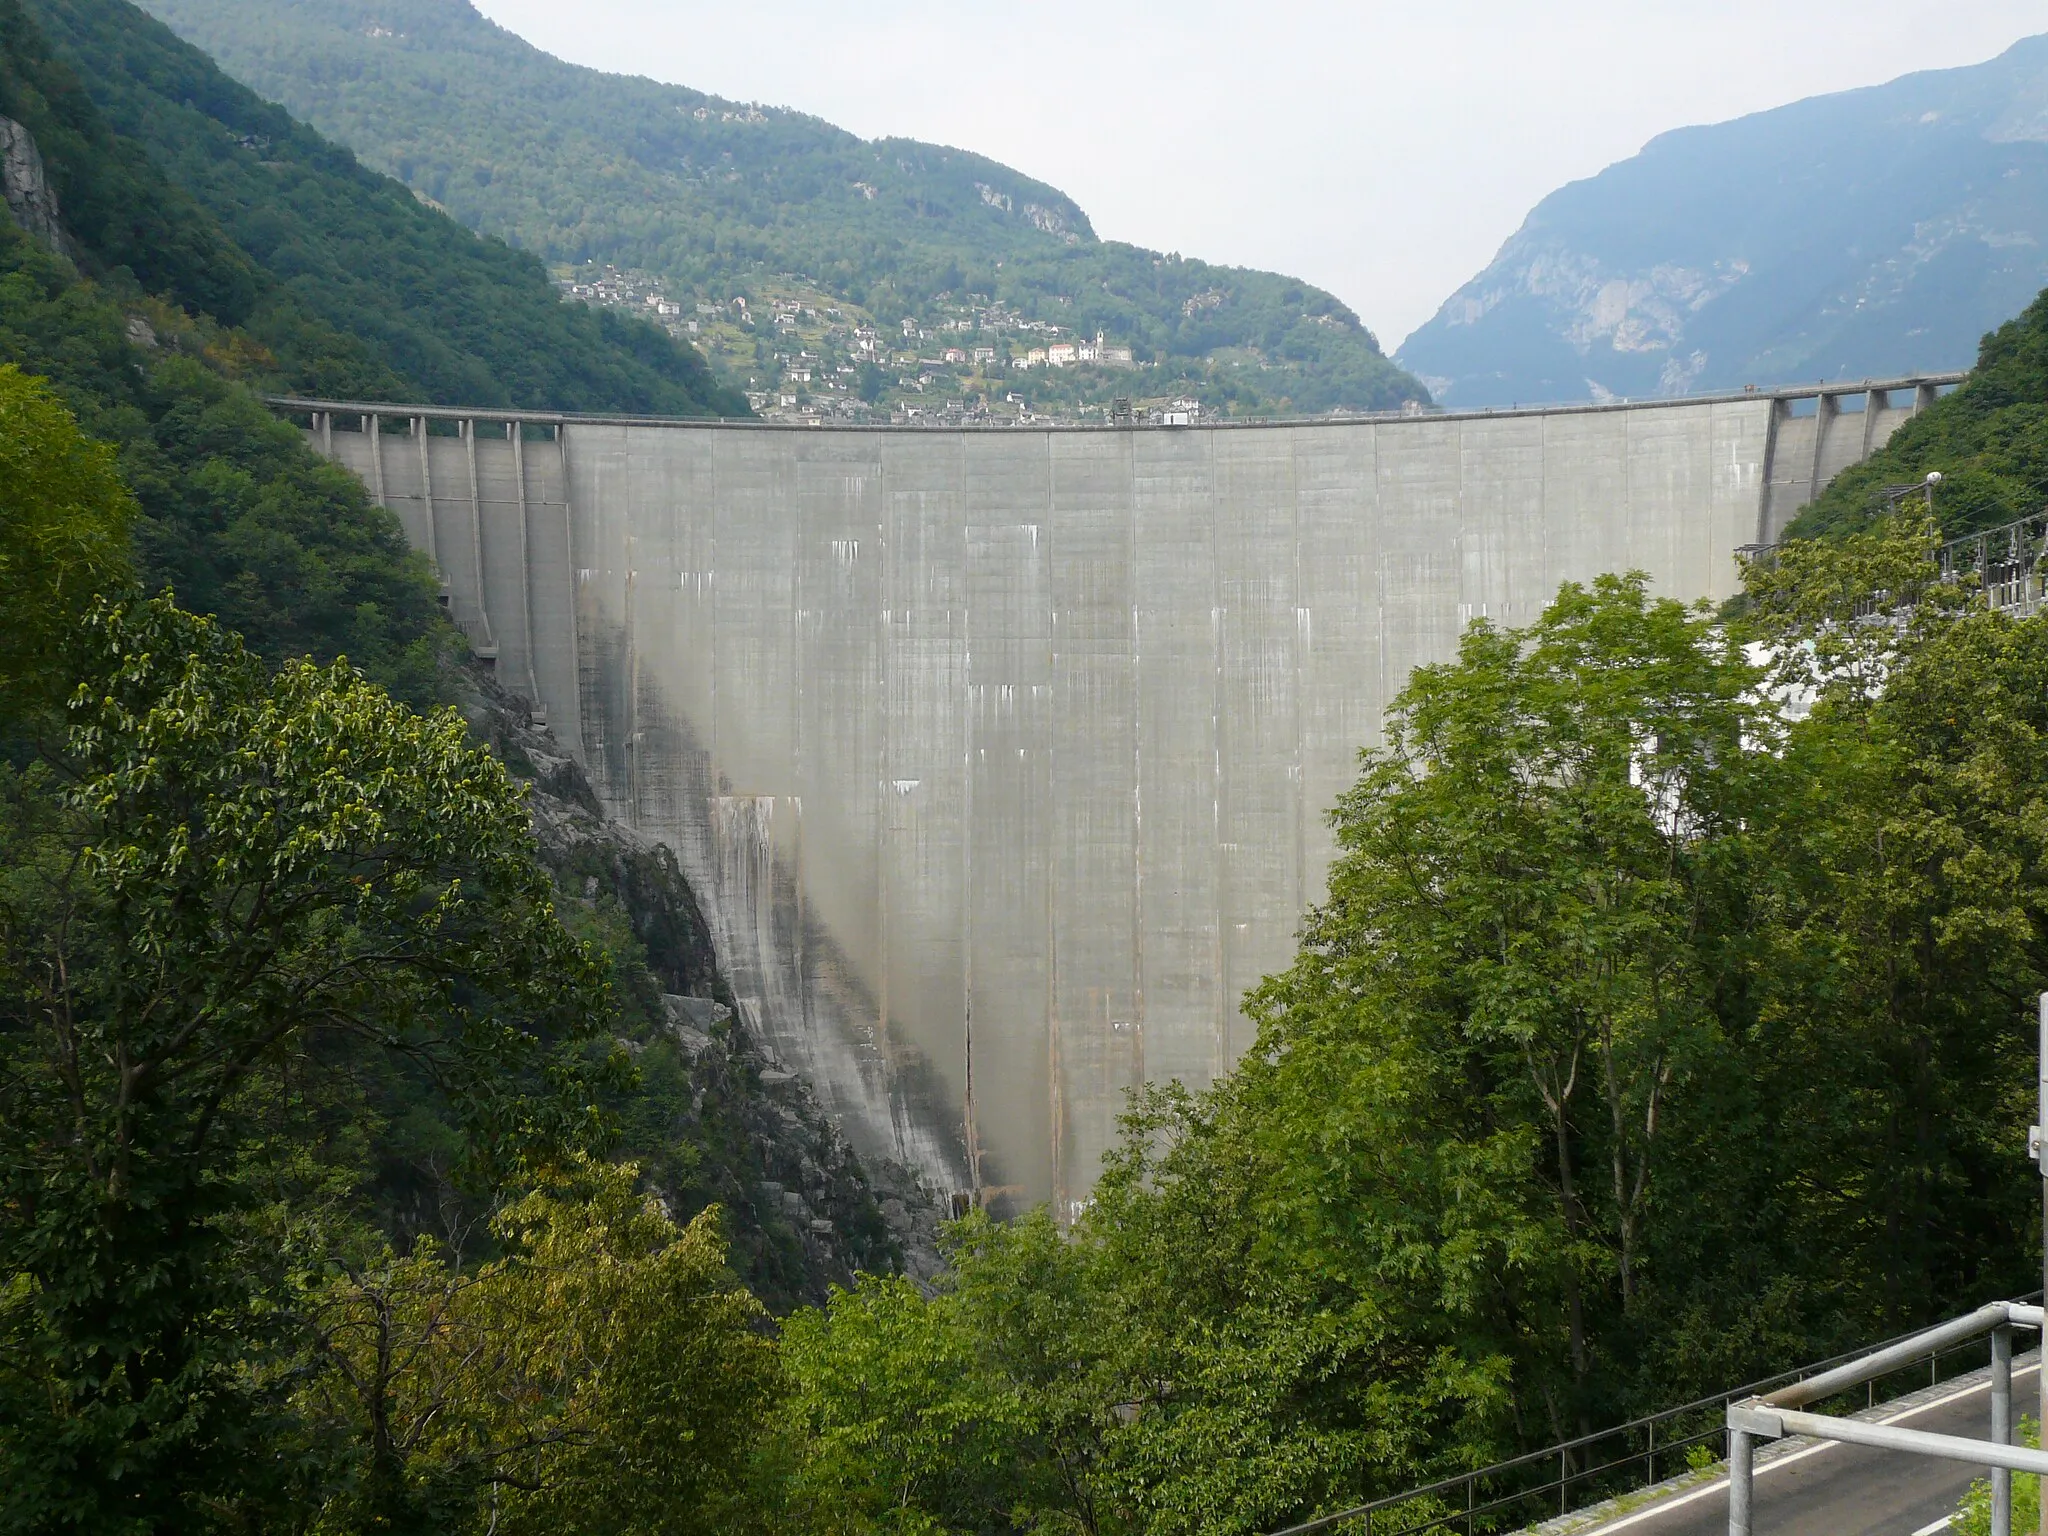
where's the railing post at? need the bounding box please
[2037,991,2047,1536]
[1728,1427,1753,1536]
[1994,1322,2013,1536]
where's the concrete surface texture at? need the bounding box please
[293,376,1959,1213]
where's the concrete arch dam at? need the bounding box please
[286,374,1958,1215]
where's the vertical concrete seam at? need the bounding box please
[464,417,496,653]
[557,422,584,760]
[1209,426,1226,1079]
[1290,429,1306,973]
[1128,422,1145,1095]
[417,416,440,583]
[368,413,386,509]
[625,499,639,828]
[875,429,892,1140]
[512,424,541,706]
[1045,427,1064,1219]
[961,428,980,1201]
[1757,397,1784,545]
[1808,393,1834,509]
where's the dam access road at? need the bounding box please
[1555,1358,2037,1536]
[284,376,1962,1213]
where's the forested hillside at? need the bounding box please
[134,0,1426,419]
[10,0,741,415]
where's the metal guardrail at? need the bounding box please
[1936,511,2048,618]
[1742,507,2048,620]
[1266,1293,2045,1536]
[1728,1298,2048,1536]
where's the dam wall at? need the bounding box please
[290,375,1958,1215]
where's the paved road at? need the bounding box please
[1576,1362,2038,1536]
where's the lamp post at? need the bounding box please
[1881,470,1943,520]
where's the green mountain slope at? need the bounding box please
[133,0,1425,419]
[0,0,442,695]
[16,0,741,415]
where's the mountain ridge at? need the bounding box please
[134,0,1426,421]
[18,0,744,415]
[1400,33,2048,408]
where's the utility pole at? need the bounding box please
[2039,991,2047,1536]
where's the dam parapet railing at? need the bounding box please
[266,373,1966,437]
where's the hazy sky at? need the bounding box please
[468,2,2046,351]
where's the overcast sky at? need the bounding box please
[468,2,2046,352]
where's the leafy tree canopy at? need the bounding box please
[0,364,132,714]
[0,594,614,1531]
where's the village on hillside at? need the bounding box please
[553,263,1223,426]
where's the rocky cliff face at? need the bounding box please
[1398,33,2048,408]
[0,116,75,259]
[461,668,944,1304]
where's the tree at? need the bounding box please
[781,1261,1016,1536]
[1231,574,1770,1437]
[0,364,133,718]
[1735,513,2048,1333]
[301,1160,782,1536]
[0,595,612,1532]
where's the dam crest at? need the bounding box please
[284,376,1962,1215]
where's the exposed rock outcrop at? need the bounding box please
[1398,33,2048,408]
[0,116,74,261]
[460,667,944,1302]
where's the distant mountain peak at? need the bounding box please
[1401,32,2048,407]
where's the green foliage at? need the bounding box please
[783,1213,1112,1536]
[777,541,2048,1536]
[1736,518,2048,1332]
[0,596,614,1531]
[0,218,448,697]
[1954,1418,2041,1536]
[0,364,132,715]
[302,1159,782,1536]
[1792,286,2048,539]
[786,1190,1504,1536]
[135,0,1424,416]
[6,0,740,416]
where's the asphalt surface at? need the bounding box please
[1572,1362,2039,1536]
